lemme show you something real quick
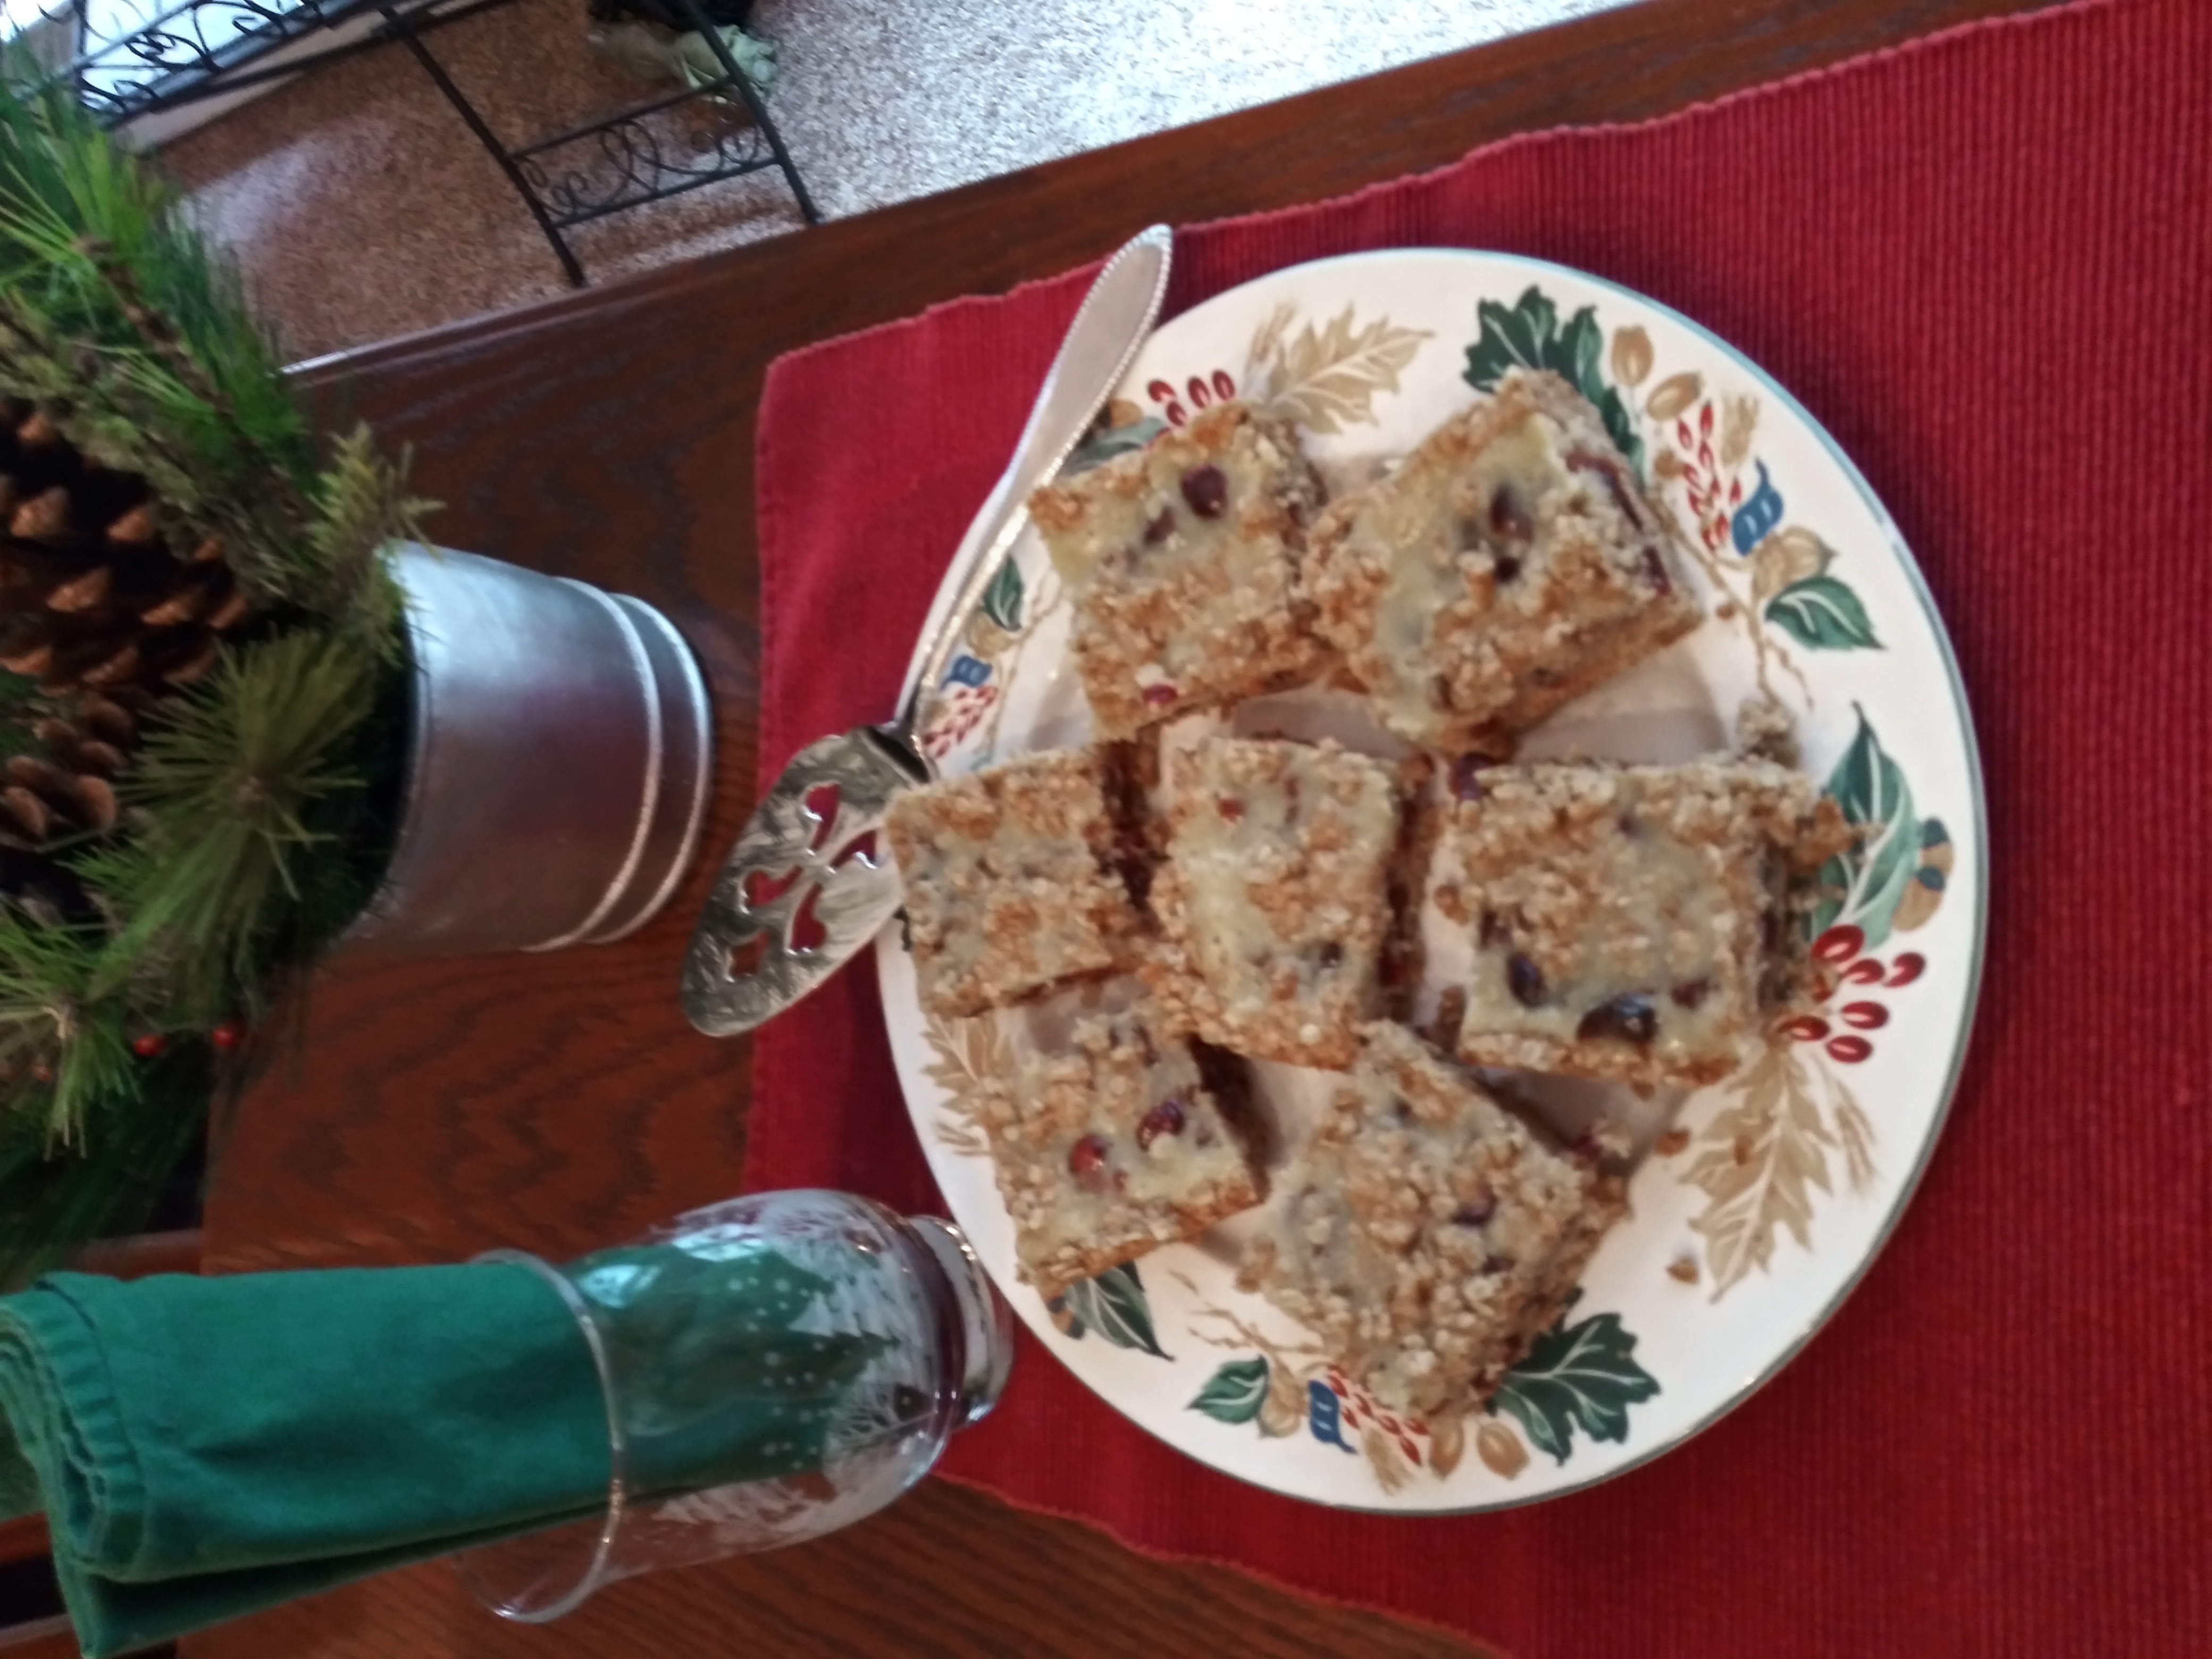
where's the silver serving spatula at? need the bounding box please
[682,225,1173,1037]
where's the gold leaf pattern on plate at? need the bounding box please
[923,1010,1011,1154]
[1428,1411,1468,1478]
[1474,1416,1529,1480]
[1610,324,1654,387]
[1750,525,1834,604]
[1719,393,1761,470]
[1247,301,1432,434]
[1832,1074,1879,1192]
[1645,371,1703,423]
[1683,1045,1836,1297]
[1256,1365,1307,1437]
[1361,1425,1413,1493]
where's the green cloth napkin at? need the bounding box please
[0,1263,602,1655]
[0,1247,877,1657]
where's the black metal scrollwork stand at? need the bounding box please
[50,0,818,287]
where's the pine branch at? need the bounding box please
[303,425,437,649]
[89,629,377,1018]
[0,69,420,643]
[0,67,427,1261]
[0,1035,210,1287]
[0,902,125,1144]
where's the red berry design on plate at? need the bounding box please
[1826,1035,1873,1064]
[1812,925,1865,965]
[1888,952,1926,987]
[1839,1001,1889,1030]
[919,682,1000,759]
[1185,375,1212,409]
[1146,379,1175,404]
[1779,1014,1831,1042]
[1840,958,1886,986]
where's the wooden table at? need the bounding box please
[183,1,2053,1654]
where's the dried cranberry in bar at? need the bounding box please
[1306,368,1702,754]
[973,999,1262,1299]
[1026,400,1327,739]
[884,747,1139,1019]
[1143,736,1409,1070]
[1437,758,1851,1088]
[1237,1023,1623,1416]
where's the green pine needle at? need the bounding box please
[0,906,128,1146]
[306,426,437,648]
[90,631,378,1019]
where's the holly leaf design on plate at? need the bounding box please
[1464,286,1643,468]
[1489,1307,1660,1465]
[1187,1356,1269,1423]
[1049,1262,1168,1358]
[1063,414,1167,475]
[1766,574,1881,651]
[1249,301,1432,434]
[979,556,1025,633]
[1682,1044,1836,1295]
[1808,706,1920,949]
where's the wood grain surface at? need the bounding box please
[187,1,2053,1654]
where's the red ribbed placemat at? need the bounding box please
[745,2,2212,1651]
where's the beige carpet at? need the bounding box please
[156,0,1614,361]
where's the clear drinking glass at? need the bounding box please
[453,1190,1013,1622]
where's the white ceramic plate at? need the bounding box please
[875,251,1986,1512]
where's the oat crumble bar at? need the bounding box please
[1027,400,1327,739]
[1436,758,1851,1088]
[885,747,1138,1018]
[1237,1022,1623,1417]
[1306,368,1701,755]
[1143,736,1409,1070]
[975,999,1262,1298]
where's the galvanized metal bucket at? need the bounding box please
[343,544,713,957]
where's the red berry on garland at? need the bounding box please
[131,1033,166,1058]
[211,1021,241,1051]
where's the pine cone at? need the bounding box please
[0,399,250,696]
[0,691,139,846]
